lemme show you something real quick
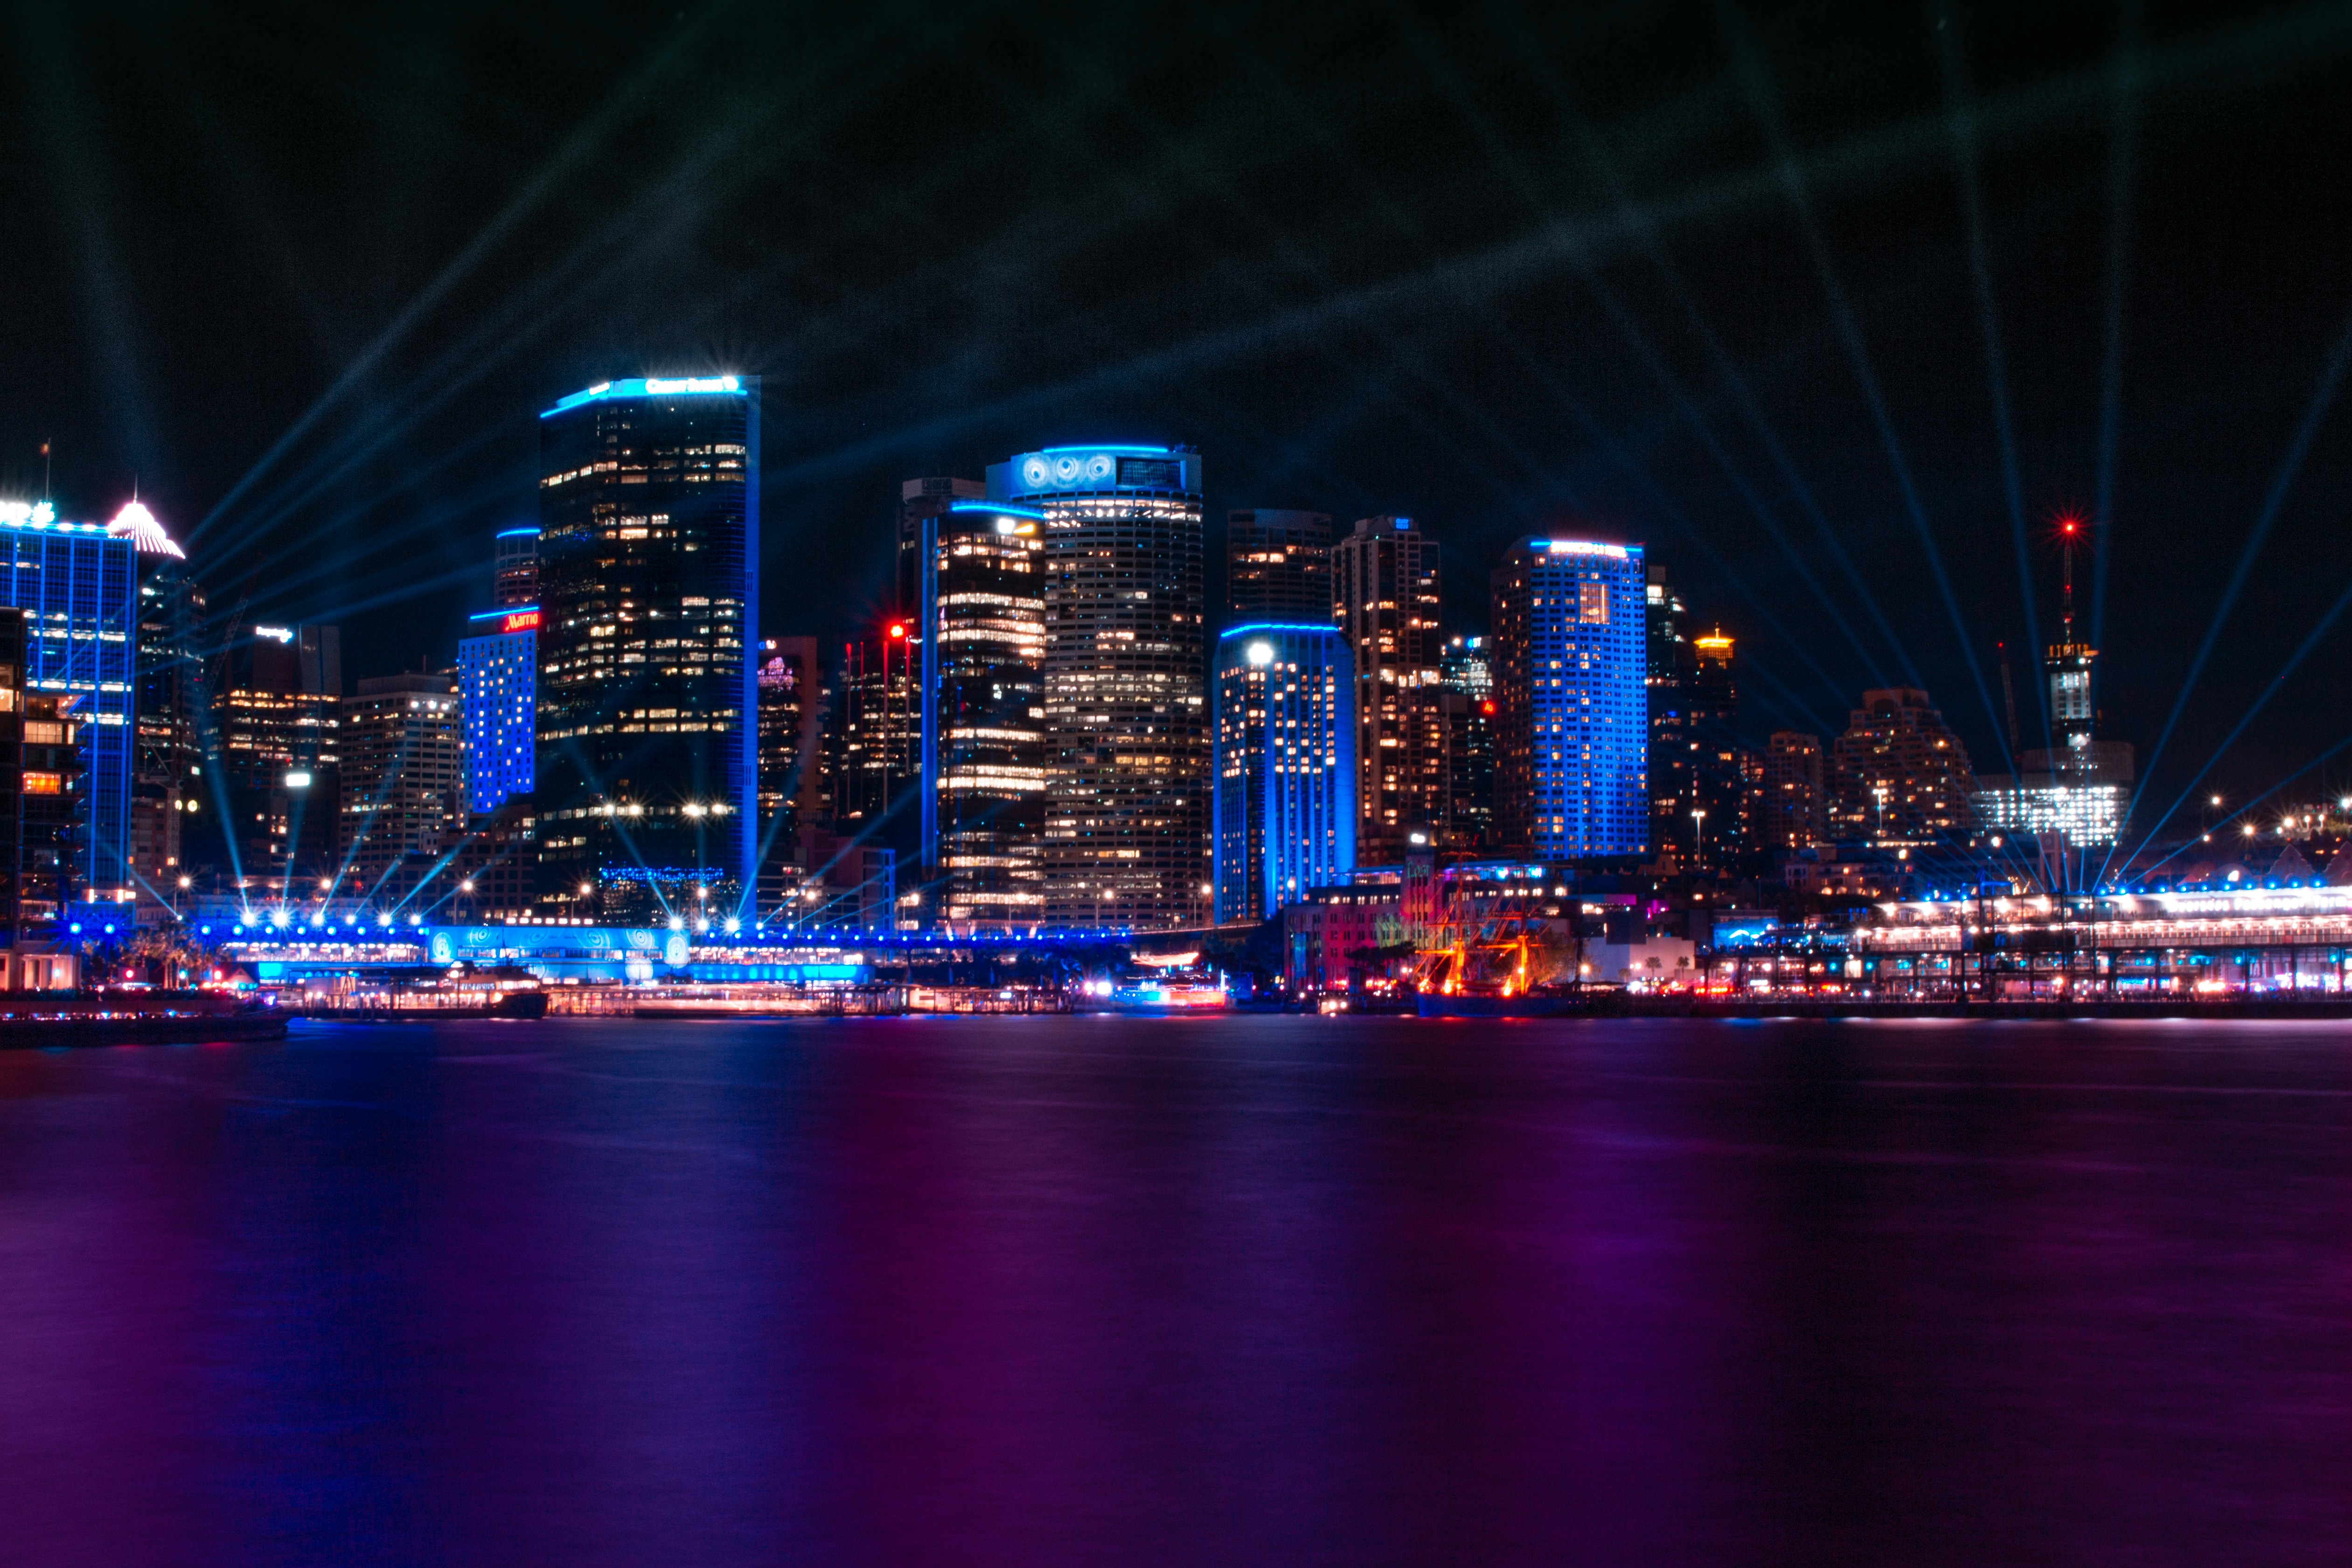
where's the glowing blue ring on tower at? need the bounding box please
[1021,456,1051,487]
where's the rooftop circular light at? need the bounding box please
[1246,641,1275,666]
[106,500,186,559]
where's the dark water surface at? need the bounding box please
[4,1016,2350,1565]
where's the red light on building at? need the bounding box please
[502,610,541,633]
[887,623,906,640]
[1480,699,1496,715]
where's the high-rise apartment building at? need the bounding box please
[1490,536,1648,858]
[535,375,758,922]
[1333,515,1442,861]
[116,502,202,909]
[987,445,1207,930]
[340,673,464,893]
[1212,623,1354,925]
[1436,634,1496,852]
[1762,731,1826,853]
[919,499,1048,930]
[0,501,138,901]
[1226,509,1332,625]
[1830,689,1975,845]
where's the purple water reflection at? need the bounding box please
[2,1016,2349,1564]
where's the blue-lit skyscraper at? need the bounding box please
[0,501,138,899]
[1491,536,1647,858]
[1213,623,1354,925]
[458,605,538,815]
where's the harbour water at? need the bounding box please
[4,1015,2348,1564]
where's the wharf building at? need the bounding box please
[339,673,464,897]
[919,500,1047,931]
[534,376,758,925]
[1490,537,1649,859]
[0,500,138,904]
[1435,635,1496,851]
[0,605,84,988]
[1830,689,1976,845]
[1212,623,1355,925]
[1334,515,1443,861]
[1225,509,1332,625]
[988,445,1207,931]
[116,502,203,914]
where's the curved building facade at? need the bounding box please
[987,446,1206,930]
[1491,536,1648,859]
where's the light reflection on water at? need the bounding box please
[2,1015,2347,1565]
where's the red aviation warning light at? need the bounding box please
[887,622,906,640]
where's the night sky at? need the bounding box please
[6,0,2352,835]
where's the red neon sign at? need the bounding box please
[502,610,541,633]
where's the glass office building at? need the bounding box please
[1213,623,1355,925]
[0,501,138,899]
[987,445,1206,930]
[1490,536,1648,858]
[536,376,758,923]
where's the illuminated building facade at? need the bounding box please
[1490,536,1648,858]
[834,626,919,850]
[988,445,1207,930]
[920,500,1047,929]
[116,502,203,910]
[0,606,84,979]
[494,527,540,608]
[535,376,758,923]
[0,501,138,900]
[459,606,539,815]
[755,635,827,912]
[1830,689,1976,844]
[195,622,344,890]
[1212,623,1354,925]
[1763,730,1826,852]
[340,673,464,892]
[1226,509,1331,624]
[1649,625,1751,870]
[1334,515,1442,861]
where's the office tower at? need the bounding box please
[1226,509,1332,624]
[196,622,343,890]
[1830,689,1975,844]
[0,500,138,901]
[1490,536,1648,858]
[898,478,985,618]
[1650,623,1749,871]
[0,606,82,979]
[755,635,828,913]
[1762,731,1826,852]
[987,445,1207,930]
[1333,515,1442,862]
[1212,623,1354,925]
[459,604,538,815]
[833,625,919,846]
[535,375,758,923]
[494,527,540,608]
[340,673,464,893]
[115,502,204,907]
[1437,634,1496,851]
[920,500,1047,930]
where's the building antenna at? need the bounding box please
[40,441,51,500]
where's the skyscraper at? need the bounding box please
[920,500,1048,930]
[339,673,463,894]
[898,478,985,617]
[535,375,758,923]
[987,445,1207,930]
[116,502,202,909]
[0,500,138,901]
[1436,634,1496,852]
[1226,509,1331,624]
[458,604,538,815]
[1212,623,1354,925]
[196,622,343,891]
[755,634,827,911]
[833,624,919,844]
[1333,515,1442,861]
[494,527,540,608]
[1650,624,1750,871]
[0,607,82,975]
[1490,536,1648,859]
